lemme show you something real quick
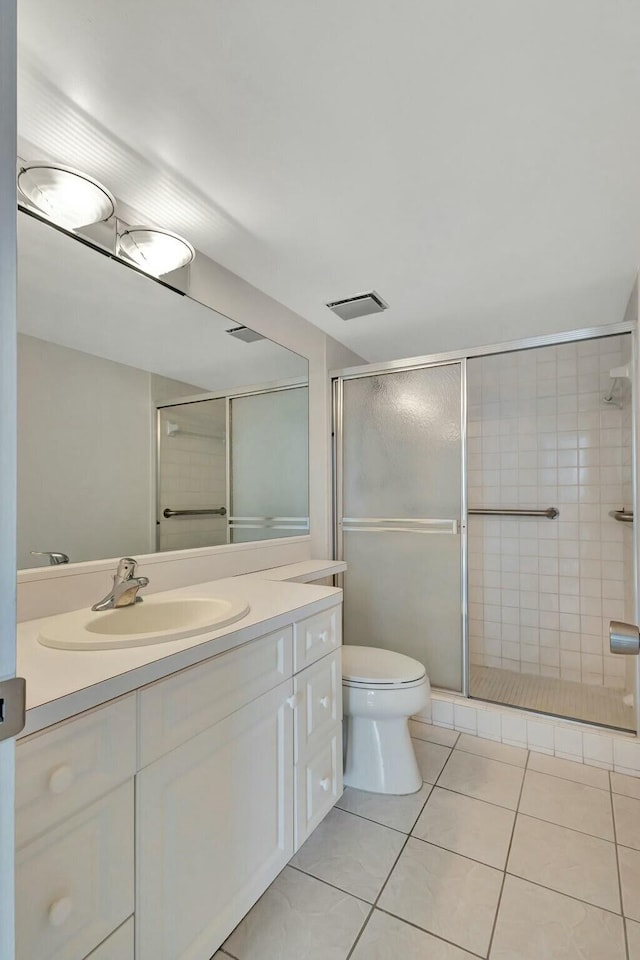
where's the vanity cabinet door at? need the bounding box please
[293,648,342,762]
[136,679,294,960]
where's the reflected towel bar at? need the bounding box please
[468,507,559,519]
[162,507,227,518]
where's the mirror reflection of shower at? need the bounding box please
[156,384,309,553]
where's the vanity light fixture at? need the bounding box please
[118,225,196,277]
[17,162,116,230]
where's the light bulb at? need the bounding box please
[18,163,115,229]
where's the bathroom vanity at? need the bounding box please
[15,572,343,960]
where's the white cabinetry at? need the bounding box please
[293,648,342,848]
[136,681,294,960]
[15,698,135,960]
[16,601,342,960]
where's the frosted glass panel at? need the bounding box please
[230,386,309,542]
[340,362,463,692]
[343,530,462,690]
[343,365,461,519]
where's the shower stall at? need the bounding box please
[333,329,637,733]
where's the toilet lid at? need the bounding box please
[342,645,426,685]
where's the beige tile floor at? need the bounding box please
[217,723,640,960]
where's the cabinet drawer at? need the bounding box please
[16,695,136,848]
[295,723,342,850]
[294,649,342,762]
[16,780,134,960]
[139,626,293,766]
[86,918,134,960]
[293,605,341,672]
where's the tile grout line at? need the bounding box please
[485,747,530,959]
[454,741,530,769]
[334,784,435,837]
[343,834,411,960]
[287,861,375,904]
[609,770,630,960]
[373,905,487,960]
[345,744,460,960]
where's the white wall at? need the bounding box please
[18,335,154,568]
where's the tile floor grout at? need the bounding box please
[608,782,630,960]
[374,905,488,959]
[343,740,465,960]
[223,736,640,960]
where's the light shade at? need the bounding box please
[18,163,115,229]
[118,225,195,277]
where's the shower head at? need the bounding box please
[603,363,631,409]
[603,379,623,408]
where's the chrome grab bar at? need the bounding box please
[162,507,227,518]
[468,507,559,519]
[611,509,634,523]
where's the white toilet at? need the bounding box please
[342,645,431,795]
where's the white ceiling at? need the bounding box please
[17,0,640,361]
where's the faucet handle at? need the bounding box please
[31,551,70,566]
[115,558,138,582]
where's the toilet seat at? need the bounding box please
[342,645,426,689]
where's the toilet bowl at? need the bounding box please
[342,645,431,795]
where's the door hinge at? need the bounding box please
[0,677,26,741]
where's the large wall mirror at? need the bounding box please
[17,211,309,570]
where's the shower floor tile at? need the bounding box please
[471,664,633,730]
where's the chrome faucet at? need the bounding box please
[91,558,149,612]
[30,551,70,566]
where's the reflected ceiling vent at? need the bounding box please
[226,325,265,343]
[326,290,388,321]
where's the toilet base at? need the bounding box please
[343,715,422,795]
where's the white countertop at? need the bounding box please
[18,575,342,737]
[238,559,346,583]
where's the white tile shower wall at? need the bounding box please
[467,336,632,689]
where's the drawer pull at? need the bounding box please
[319,631,329,644]
[287,694,301,710]
[48,764,74,795]
[319,777,331,792]
[48,896,72,927]
[319,696,330,709]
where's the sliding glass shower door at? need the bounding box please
[336,363,465,692]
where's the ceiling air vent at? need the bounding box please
[326,290,388,321]
[226,325,265,343]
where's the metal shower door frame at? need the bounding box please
[332,358,469,696]
[332,321,638,717]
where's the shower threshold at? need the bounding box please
[470,665,634,732]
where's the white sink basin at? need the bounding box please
[37,596,250,650]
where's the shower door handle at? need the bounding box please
[610,620,640,655]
